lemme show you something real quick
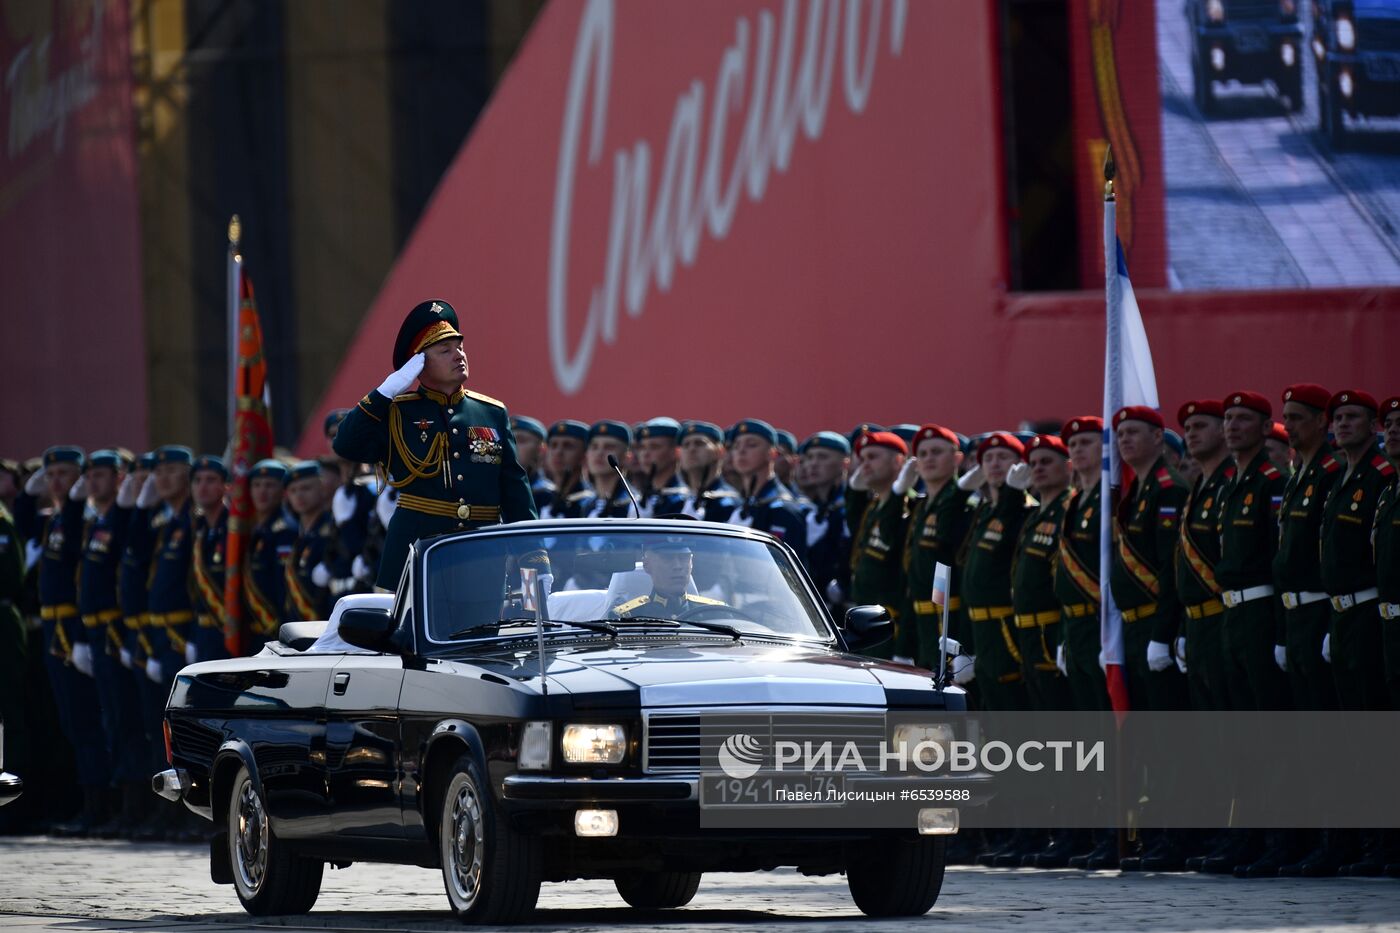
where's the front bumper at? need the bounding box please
[0,770,22,807]
[152,768,189,802]
[1325,54,1400,116]
[1196,23,1304,81]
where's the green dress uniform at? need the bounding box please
[334,384,537,589]
[1216,448,1290,710]
[1374,476,1400,708]
[960,486,1033,710]
[610,591,726,620]
[1055,479,1108,711]
[1319,449,1394,710]
[847,487,909,660]
[902,479,972,670]
[1273,445,1342,710]
[1109,456,1189,711]
[1175,460,1234,710]
[1011,487,1073,710]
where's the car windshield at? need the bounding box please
[420,527,832,647]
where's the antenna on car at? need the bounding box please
[607,454,642,518]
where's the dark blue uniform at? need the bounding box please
[285,511,335,621]
[145,499,195,685]
[730,477,809,565]
[803,488,851,605]
[245,508,297,646]
[191,508,230,662]
[679,474,741,523]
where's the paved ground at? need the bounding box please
[2,837,1399,932]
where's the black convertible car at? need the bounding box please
[154,519,978,923]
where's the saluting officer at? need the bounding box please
[846,431,910,661]
[727,419,808,564]
[676,421,740,522]
[900,425,970,671]
[1011,435,1074,711]
[284,462,335,621]
[189,456,230,664]
[799,431,854,610]
[539,420,591,519]
[244,459,296,648]
[1376,396,1400,710]
[1174,400,1233,712]
[333,300,536,589]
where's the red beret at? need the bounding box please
[1027,434,1068,458]
[1060,416,1103,443]
[1380,397,1400,418]
[853,430,908,457]
[1269,422,1289,444]
[1327,389,1378,417]
[1223,390,1272,418]
[1177,400,1224,426]
[976,432,1025,462]
[913,423,960,450]
[1282,383,1330,411]
[1112,406,1164,430]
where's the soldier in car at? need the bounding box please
[610,537,726,620]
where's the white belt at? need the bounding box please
[1221,585,1274,609]
[1380,603,1400,621]
[1281,591,1328,610]
[1330,588,1380,612]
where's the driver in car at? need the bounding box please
[610,537,728,620]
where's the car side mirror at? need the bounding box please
[338,607,397,653]
[842,605,892,653]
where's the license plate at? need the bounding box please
[1233,28,1269,54]
[700,772,846,808]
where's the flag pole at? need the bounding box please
[227,215,242,440]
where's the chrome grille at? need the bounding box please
[643,708,887,774]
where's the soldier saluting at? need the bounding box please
[334,300,537,589]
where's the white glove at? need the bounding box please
[892,654,915,666]
[952,653,976,684]
[1006,462,1032,490]
[681,496,704,519]
[1274,644,1288,672]
[1098,649,1107,672]
[1321,633,1331,664]
[804,510,829,548]
[1175,636,1188,674]
[892,458,919,495]
[68,475,88,502]
[24,467,46,496]
[332,486,357,525]
[728,507,755,529]
[146,658,164,683]
[119,647,134,670]
[185,642,198,666]
[1147,640,1172,672]
[311,563,332,588]
[957,464,985,491]
[71,642,94,677]
[376,352,425,398]
[137,474,160,508]
[116,474,139,508]
[352,554,372,583]
[376,488,397,527]
[1056,643,1067,675]
[939,635,963,657]
[847,464,868,492]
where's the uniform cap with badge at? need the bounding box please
[1327,388,1378,417]
[1282,383,1331,411]
[43,445,85,469]
[152,445,193,466]
[846,423,887,446]
[548,419,590,443]
[1112,405,1164,429]
[637,417,681,441]
[1059,415,1103,443]
[393,299,463,370]
[589,420,634,445]
[84,449,122,472]
[798,431,852,455]
[679,420,724,443]
[1177,399,1224,426]
[510,415,548,441]
[249,458,289,482]
[286,460,322,485]
[730,419,778,446]
[913,423,959,450]
[1222,390,1272,418]
[853,430,908,457]
[192,455,228,480]
[1027,434,1068,458]
[975,432,1025,462]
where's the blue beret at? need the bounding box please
[846,423,886,445]
[249,458,289,482]
[730,419,777,446]
[287,460,322,484]
[324,409,350,435]
[589,420,633,445]
[679,420,723,443]
[799,431,852,456]
[42,446,84,469]
[956,433,972,455]
[1163,429,1185,457]
[548,419,590,443]
[775,430,797,453]
[139,451,158,470]
[192,455,228,480]
[1013,431,1038,448]
[891,424,920,446]
[637,417,681,441]
[153,445,193,466]
[86,449,123,471]
[510,415,547,440]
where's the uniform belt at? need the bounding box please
[913,596,961,614]
[81,609,122,628]
[1221,585,1274,608]
[967,605,1013,622]
[1381,603,1400,621]
[1061,602,1096,618]
[1014,609,1060,629]
[1121,602,1158,623]
[198,613,221,628]
[125,616,144,631]
[397,494,501,522]
[1281,590,1328,610]
[40,603,79,621]
[1331,588,1379,612]
[149,610,195,626]
[1184,598,1224,620]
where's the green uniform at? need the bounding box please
[960,486,1033,710]
[1371,475,1400,708]
[1272,445,1342,710]
[1054,479,1108,711]
[333,385,537,589]
[0,503,30,809]
[847,488,909,660]
[1011,487,1073,710]
[610,591,726,620]
[1174,460,1233,710]
[901,480,972,670]
[1109,456,1188,711]
[1216,449,1290,710]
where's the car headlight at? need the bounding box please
[1337,15,1355,51]
[891,724,955,769]
[561,724,627,764]
[1207,0,1225,23]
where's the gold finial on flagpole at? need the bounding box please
[1103,145,1116,202]
[228,214,242,251]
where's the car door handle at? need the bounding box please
[333,672,351,696]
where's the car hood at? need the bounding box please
[458,638,938,707]
[1356,0,1400,22]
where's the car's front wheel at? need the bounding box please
[439,753,541,923]
[846,835,946,917]
[228,764,322,915]
[614,870,702,908]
